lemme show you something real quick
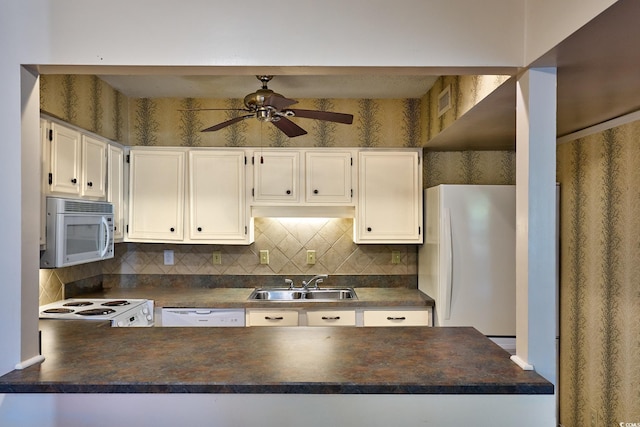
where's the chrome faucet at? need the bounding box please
[284,278,294,289]
[302,274,328,290]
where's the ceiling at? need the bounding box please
[84,0,640,151]
[98,74,440,100]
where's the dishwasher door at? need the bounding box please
[161,308,245,327]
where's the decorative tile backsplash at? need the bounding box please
[102,218,416,277]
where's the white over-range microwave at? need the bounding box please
[40,197,114,268]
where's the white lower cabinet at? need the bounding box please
[363,309,432,327]
[306,309,356,326]
[245,307,431,327]
[246,309,299,326]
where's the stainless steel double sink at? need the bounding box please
[248,287,357,301]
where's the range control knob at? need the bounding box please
[116,321,124,327]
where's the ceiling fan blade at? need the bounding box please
[271,117,308,138]
[264,94,298,110]
[287,109,354,124]
[201,114,253,132]
[180,108,251,112]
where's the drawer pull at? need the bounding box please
[265,316,284,320]
[321,316,341,320]
[387,316,406,321]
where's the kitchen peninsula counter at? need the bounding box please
[0,320,552,395]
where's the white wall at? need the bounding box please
[524,0,619,63]
[0,0,618,424]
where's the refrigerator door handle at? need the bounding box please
[442,208,453,320]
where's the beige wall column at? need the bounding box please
[514,68,558,386]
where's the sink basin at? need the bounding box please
[250,290,304,300]
[248,288,357,301]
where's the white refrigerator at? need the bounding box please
[418,185,516,350]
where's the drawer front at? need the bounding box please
[363,309,431,327]
[307,310,356,326]
[247,310,299,326]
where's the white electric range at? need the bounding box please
[39,298,154,327]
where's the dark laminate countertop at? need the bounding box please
[77,287,435,309]
[0,320,553,394]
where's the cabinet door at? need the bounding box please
[127,149,185,241]
[247,309,299,326]
[40,119,50,245]
[356,151,422,243]
[305,151,353,204]
[81,135,107,199]
[107,145,124,240]
[253,151,299,203]
[189,151,249,242]
[363,309,431,327]
[49,122,81,195]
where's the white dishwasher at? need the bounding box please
[160,308,245,327]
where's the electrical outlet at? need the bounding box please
[391,251,401,264]
[259,250,269,265]
[307,250,316,265]
[212,251,222,265]
[163,250,174,266]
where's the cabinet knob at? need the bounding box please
[197,227,202,232]
[170,227,175,232]
[367,227,372,232]
[286,190,291,195]
[313,189,319,194]
[71,178,77,184]
[87,181,93,187]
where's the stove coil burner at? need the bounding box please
[43,308,74,314]
[76,308,117,316]
[63,301,93,307]
[101,300,131,307]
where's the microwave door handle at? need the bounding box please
[100,216,110,257]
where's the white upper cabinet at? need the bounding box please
[45,121,107,200]
[305,151,353,204]
[252,149,355,206]
[80,135,107,199]
[253,150,300,203]
[188,150,251,243]
[355,150,423,244]
[127,149,186,241]
[107,144,124,241]
[48,122,82,196]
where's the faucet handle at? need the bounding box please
[284,278,294,289]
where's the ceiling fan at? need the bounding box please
[188,75,354,138]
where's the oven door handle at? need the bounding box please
[100,216,111,258]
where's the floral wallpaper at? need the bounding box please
[40,74,129,144]
[557,121,640,426]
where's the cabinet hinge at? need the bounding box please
[244,156,247,165]
[126,225,129,233]
[251,156,255,165]
[126,154,130,163]
[351,189,353,198]
[48,173,52,185]
[418,156,421,165]
[244,226,247,235]
[48,129,53,141]
[419,226,421,235]
[252,188,255,197]
[350,157,353,166]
